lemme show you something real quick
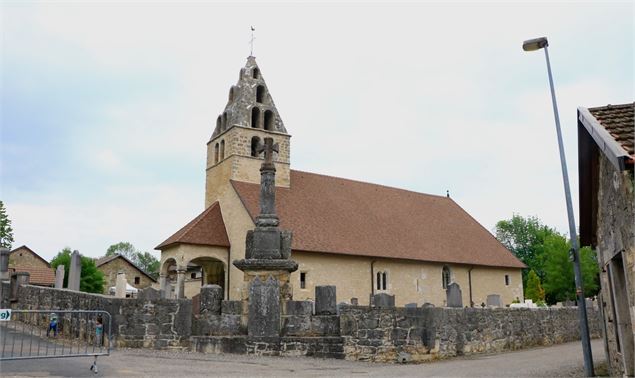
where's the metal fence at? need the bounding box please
[0,309,111,373]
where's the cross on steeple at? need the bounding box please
[249,26,256,56]
[257,137,279,166]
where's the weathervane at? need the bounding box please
[249,26,256,56]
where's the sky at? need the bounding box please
[1,1,633,261]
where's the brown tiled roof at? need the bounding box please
[231,171,525,269]
[155,201,230,250]
[9,265,55,286]
[588,103,634,158]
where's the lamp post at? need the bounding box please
[522,36,594,377]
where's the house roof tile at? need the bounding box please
[231,170,525,269]
[155,201,230,250]
[9,265,55,286]
[588,102,634,158]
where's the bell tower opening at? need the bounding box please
[251,107,260,129]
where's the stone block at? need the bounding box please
[139,287,161,301]
[67,250,82,291]
[311,315,340,336]
[222,300,243,315]
[373,293,395,308]
[446,283,462,308]
[286,300,313,316]
[315,286,337,315]
[486,294,502,308]
[248,276,280,337]
[200,285,223,315]
[422,302,435,308]
[54,265,64,289]
[351,297,359,306]
[404,303,417,308]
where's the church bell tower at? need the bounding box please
[205,57,291,208]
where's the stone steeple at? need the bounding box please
[205,57,291,208]
[211,56,287,138]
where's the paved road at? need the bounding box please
[1,339,604,377]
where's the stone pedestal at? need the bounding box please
[248,276,280,337]
[67,250,82,291]
[54,265,65,289]
[0,248,9,281]
[115,271,127,298]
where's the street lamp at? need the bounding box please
[522,36,594,377]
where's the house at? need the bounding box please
[8,245,55,287]
[156,56,525,307]
[95,254,157,295]
[578,102,634,376]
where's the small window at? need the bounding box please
[220,140,225,160]
[252,67,260,79]
[442,266,451,289]
[505,274,510,286]
[229,87,235,102]
[376,271,387,291]
[251,136,261,157]
[214,143,219,164]
[264,110,274,131]
[300,272,306,289]
[222,112,227,131]
[256,85,265,103]
[251,107,260,128]
[191,272,197,279]
[134,277,140,285]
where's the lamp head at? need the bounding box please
[523,37,549,51]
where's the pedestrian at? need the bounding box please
[95,315,103,346]
[46,313,58,337]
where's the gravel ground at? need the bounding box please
[0,339,605,377]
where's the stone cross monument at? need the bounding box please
[233,137,297,337]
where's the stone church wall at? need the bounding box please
[339,305,601,362]
[13,284,192,349]
[10,283,599,363]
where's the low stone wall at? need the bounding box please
[13,284,192,349]
[339,306,602,362]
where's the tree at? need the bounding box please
[105,242,136,260]
[105,242,160,279]
[495,215,557,284]
[50,248,105,293]
[524,269,545,303]
[542,234,599,304]
[135,251,160,279]
[0,201,14,249]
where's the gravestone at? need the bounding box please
[115,271,127,298]
[139,287,161,301]
[200,284,223,315]
[350,297,359,306]
[248,276,280,337]
[446,282,462,308]
[373,293,395,308]
[54,265,65,289]
[0,248,9,281]
[421,302,435,308]
[315,286,337,315]
[404,303,417,308]
[486,294,502,308]
[67,250,82,291]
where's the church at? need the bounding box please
[156,56,525,307]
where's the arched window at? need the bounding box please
[252,67,260,79]
[220,140,225,160]
[264,110,274,131]
[222,112,228,131]
[256,85,265,103]
[229,87,235,102]
[442,266,451,290]
[251,107,260,129]
[250,136,261,157]
[376,271,387,291]
[216,116,221,131]
[214,143,219,164]
[239,68,246,80]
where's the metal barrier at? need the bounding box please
[0,309,111,374]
